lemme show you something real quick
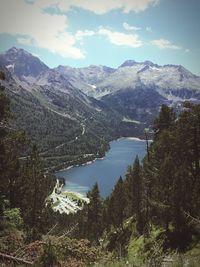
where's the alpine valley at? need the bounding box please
[1,47,200,169]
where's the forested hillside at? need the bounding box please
[1,69,200,266]
[0,58,138,171]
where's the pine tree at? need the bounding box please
[153,104,176,137]
[125,157,144,233]
[86,183,103,244]
[142,103,200,239]
[109,177,125,229]
[21,145,52,238]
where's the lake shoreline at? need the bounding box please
[55,136,147,173]
[56,156,104,172]
[55,137,147,197]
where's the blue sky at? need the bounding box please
[0,0,199,75]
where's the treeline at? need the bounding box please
[74,103,200,253]
[8,85,116,170]
[0,72,55,241]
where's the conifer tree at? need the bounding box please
[109,177,125,229]
[125,157,144,233]
[142,103,200,239]
[153,104,176,137]
[22,145,52,238]
[86,183,103,244]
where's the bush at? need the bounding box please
[37,241,58,267]
[3,208,23,228]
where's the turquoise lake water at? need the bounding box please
[55,138,147,198]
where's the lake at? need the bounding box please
[55,138,147,198]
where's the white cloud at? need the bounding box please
[17,36,33,45]
[0,0,160,59]
[185,49,190,53]
[146,26,152,32]
[151,39,182,50]
[98,28,143,48]
[35,0,160,14]
[75,30,95,40]
[123,22,141,31]
[0,0,85,59]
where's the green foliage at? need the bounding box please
[0,71,10,125]
[92,260,128,267]
[20,145,55,238]
[141,103,200,246]
[127,226,165,266]
[108,177,126,229]
[37,236,104,266]
[124,157,144,233]
[153,104,176,136]
[86,183,103,244]
[0,71,11,206]
[3,208,23,228]
[128,235,145,266]
[37,241,58,267]
[161,243,200,267]
[0,72,55,243]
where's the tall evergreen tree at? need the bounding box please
[125,157,144,233]
[21,145,53,238]
[109,177,125,229]
[86,183,103,244]
[153,104,176,137]
[142,103,200,240]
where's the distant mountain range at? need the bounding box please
[0,47,200,168]
[55,58,200,99]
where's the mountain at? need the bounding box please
[1,47,200,168]
[54,58,200,124]
[119,59,156,68]
[54,64,115,97]
[96,61,200,99]
[0,47,49,78]
[54,59,200,102]
[101,86,167,124]
[0,48,126,169]
[98,62,200,122]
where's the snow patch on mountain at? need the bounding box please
[6,64,15,70]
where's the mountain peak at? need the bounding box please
[7,46,19,53]
[6,47,32,56]
[142,60,155,66]
[119,60,137,68]
[0,47,49,78]
[119,60,157,68]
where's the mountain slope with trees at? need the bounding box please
[0,47,200,171]
[0,49,133,169]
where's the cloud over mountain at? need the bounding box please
[98,27,143,48]
[0,0,85,59]
[151,39,182,50]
